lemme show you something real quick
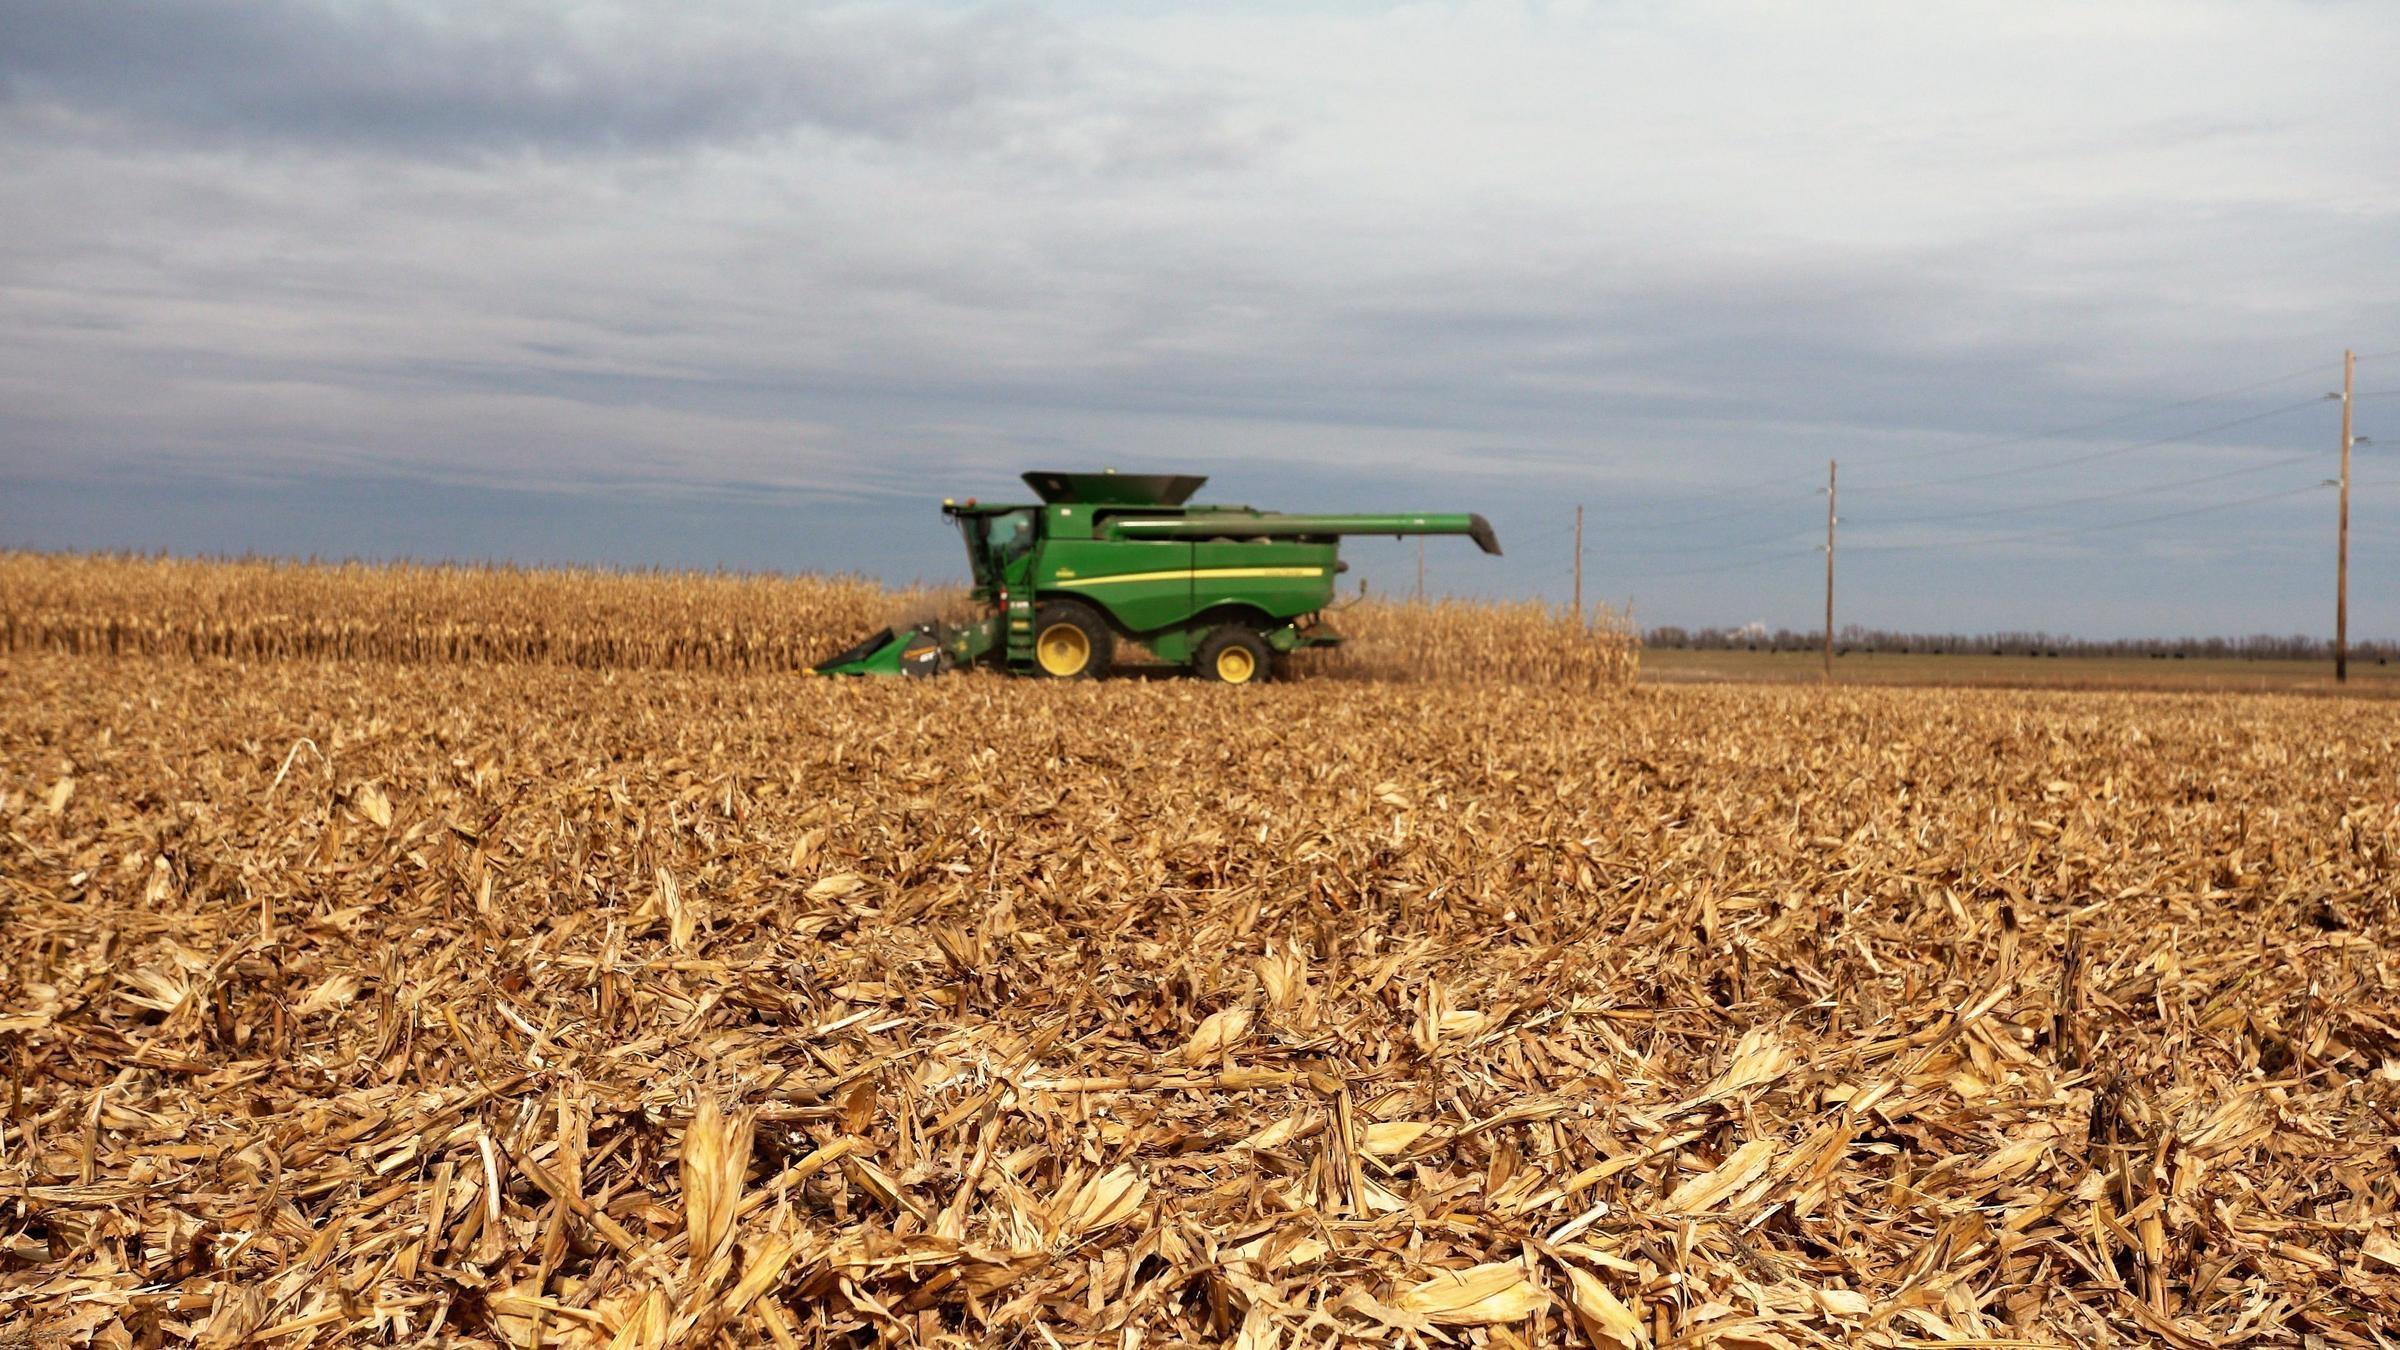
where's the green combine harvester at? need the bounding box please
[810,471,1502,683]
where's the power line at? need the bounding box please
[1604,348,2387,673]
[1589,469,1825,532]
[1582,352,2371,609]
[1587,357,2341,515]
[1847,449,2323,529]
[1857,397,2326,494]
[1584,396,2332,564]
[1839,357,2338,470]
[1509,521,1577,551]
[1596,499,1815,535]
[1587,373,2339,536]
[1581,395,2330,561]
[1637,546,1827,580]
[1584,526,1817,558]
[1848,481,2327,557]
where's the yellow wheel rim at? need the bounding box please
[1036,622,1091,676]
[1215,645,1257,683]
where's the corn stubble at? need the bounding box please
[4,572,2400,1346]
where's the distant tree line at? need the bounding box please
[1644,624,2398,663]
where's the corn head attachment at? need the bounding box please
[805,625,948,678]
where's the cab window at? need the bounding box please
[988,509,1038,565]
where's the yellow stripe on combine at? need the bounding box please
[1051,566,1326,587]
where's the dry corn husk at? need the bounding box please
[1181,1006,1254,1065]
[1674,1027,1794,1112]
[2363,1232,2400,1271]
[1665,1138,1778,1213]
[1395,1261,1550,1325]
[1257,946,1307,1008]
[1559,1262,1649,1348]
[1052,1165,1149,1237]
[680,1097,754,1275]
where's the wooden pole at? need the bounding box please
[1572,504,1585,627]
[2339,349,2354,684]
[1824,459,1837,683]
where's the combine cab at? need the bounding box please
[812,471,1501,683]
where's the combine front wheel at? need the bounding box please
[1032,601,1113,679]
[1197,625,1270,685]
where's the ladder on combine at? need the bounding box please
[1003,595,1037,665]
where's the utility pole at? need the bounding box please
[2339,348,2354,683]
[1824,459,1837,684]
[1572,504,1585,627]
[1415,537,1426,604]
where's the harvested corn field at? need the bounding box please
[4,650,2399,1347]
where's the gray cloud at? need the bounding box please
[0,0,1068,154]
[2,1,2396,637]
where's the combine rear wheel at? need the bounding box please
[1032,601,1112,679]
[1196,625,1270,685]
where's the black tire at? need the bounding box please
[1031,600,1113,679]
[1195,624,1271,685]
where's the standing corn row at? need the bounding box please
[0,553,907,673]
[1301,598,1639,692]
[0,553,1638,688]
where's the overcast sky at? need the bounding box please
[3,0,2396,636]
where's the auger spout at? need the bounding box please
[1104,511,1501,555]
